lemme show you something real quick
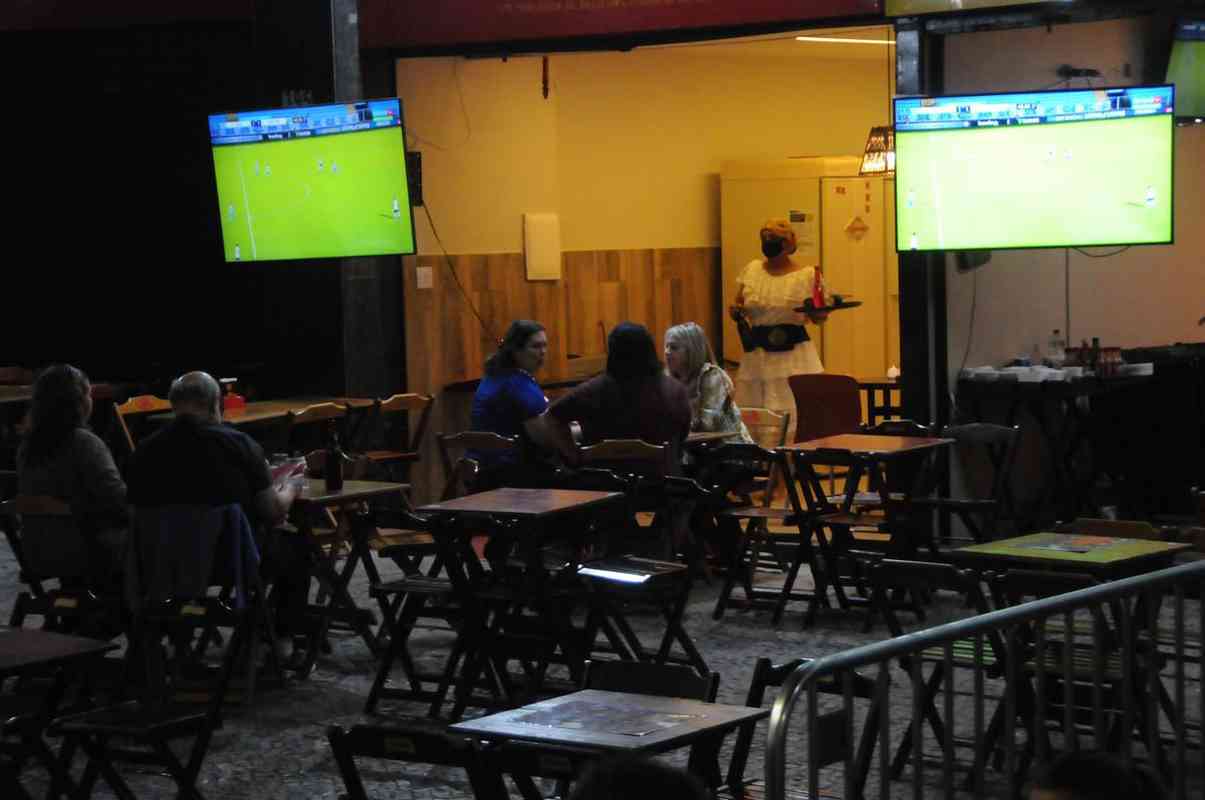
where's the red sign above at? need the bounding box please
[360,0,883,51]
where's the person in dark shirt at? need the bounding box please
[127,371,296,526]
[18,363,127,582]
[531,322,691,467]
[127,371,309,636]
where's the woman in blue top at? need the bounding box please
[470,320,549,473]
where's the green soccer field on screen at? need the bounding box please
[895,114,1173,251]
[212,127,414,262]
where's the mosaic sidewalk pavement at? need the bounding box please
[4,541,1200,799]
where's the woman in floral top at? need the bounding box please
[664,322,753,444]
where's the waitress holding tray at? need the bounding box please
[730,218,828,432]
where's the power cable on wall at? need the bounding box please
[421,203,497,345]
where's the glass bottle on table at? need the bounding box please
[324,421,346,492]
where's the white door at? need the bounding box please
[819,176,889,381]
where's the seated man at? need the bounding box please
[126,371,309,642]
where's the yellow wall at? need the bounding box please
[943,18,1205,370]
[396,33,897,254]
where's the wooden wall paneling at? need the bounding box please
[596,281,623,352]
[401,245,721,503]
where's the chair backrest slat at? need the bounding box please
[1071,517,1166,541]
[377,393,435,452]
[582,659,719,702]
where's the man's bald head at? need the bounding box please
[169,371,222,422]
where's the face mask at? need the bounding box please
[761,238,784,258]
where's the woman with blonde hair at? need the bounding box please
[664,322,752,444]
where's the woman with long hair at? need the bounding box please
[470,319,550,467]
[532,322,691,468]
[18,363,127,573]
[663,322,752,444]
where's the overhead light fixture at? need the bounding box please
[859,125,895,176]
[795,35,895,44]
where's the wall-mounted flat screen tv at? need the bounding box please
[208,98,416,262]
[1166,19,1204,124]
[894,85,1174,252]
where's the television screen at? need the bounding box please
[207,98,416,262]
[1166,19,1204,124]
[894,85,1175,252]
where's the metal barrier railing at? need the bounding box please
[765,560,1205,800]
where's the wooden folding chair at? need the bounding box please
[1,496,123,637]
[112,394,172,457]
[285,401,348,456]
[1069,517,1169,540]
[719,656,883,800]
[913,422,1022,546]
[868,558,1011,784]
[435,432,518,500]
[49,505,267,799]
[327,720,512,800]
[355,393,434,483]
[735,406,790,502]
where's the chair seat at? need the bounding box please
[919,639,999,669]
[825,491,903,507]
[820,512,889,529]
[0,694,51,732]
[362,450,420,463]
[51,701,210,739]
[370,575,454,599]
[371,529,436,552]
[1023,650,1131,682]
[721,506,796,521]
[578,555,687,585]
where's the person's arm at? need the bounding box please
[254,481,298,527]
[694,368,734,433]
[245,438,295,527]
[75,430,128,523]
[533,380,599,466]
[524,413,579,466]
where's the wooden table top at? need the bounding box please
[450,689,767,753]
[952,533,1191,569]
[781,433,953,457]
[857,377,900,389]
[419,487,623,518]
[0,385,33,405]
[295,479,409,506]
[0,628,118,677]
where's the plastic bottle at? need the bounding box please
[1047,329,1066,367]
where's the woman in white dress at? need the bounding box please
[730,218,828,431]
